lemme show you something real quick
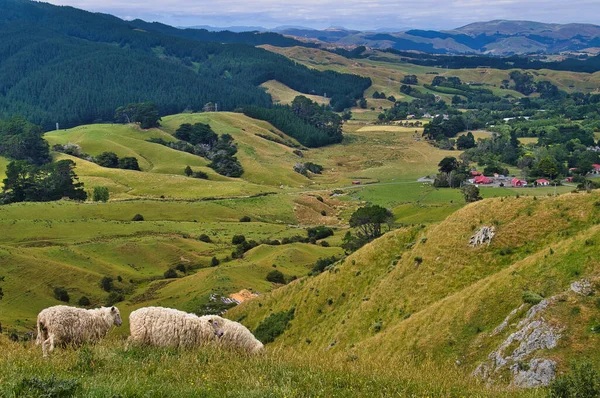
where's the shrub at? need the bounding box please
[414,256,423,265]
[311,256,339,274]
[175,264,187,273]
[320,241,330,247]
[522,291,544,304]
[211,257,220,267]
[100,276,113,292]
[321,210,327,216]
[266,270,285,284]
[198,234,212,243]
[17,376,80,397]
[164,268,178,279]
[307,226,334,240]
[253,308,295,344]
[53,287,70,303]
[132,214,144,221]
[239,216,251,222]
[548,360,600,398]
[105,292,124,306]
[92,186,109,202]
[192,171,208,179]
[118,157,140,171]
[95,152,119,168]
[232,235,246,245]
[78,296,91,307]
[184,165,193,176]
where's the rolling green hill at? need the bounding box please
[229,191,600,387]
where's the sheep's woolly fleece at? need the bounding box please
[36,305,122,356]
[129,306,222,348]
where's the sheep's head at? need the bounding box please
[110,306,122,326]
[207,317,225,338]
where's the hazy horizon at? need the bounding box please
[42,0,600,31]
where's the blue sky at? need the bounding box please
[44,0,600,30]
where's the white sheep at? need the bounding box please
[36,305,122,357]
[210,316,264,354]
[128,307,224,348]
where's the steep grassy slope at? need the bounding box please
[228,192,600,382]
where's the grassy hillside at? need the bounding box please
[228,191,600,385]
[0,197,341,330]
[260,80,330,106]
[260,45,600,107]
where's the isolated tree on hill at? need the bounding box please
[93,186,109,202]
[438,156,460,173]
[461,185,482,203]
[349,205,393,241]
[184,165,193,177]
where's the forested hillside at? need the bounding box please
[0,0,370,130]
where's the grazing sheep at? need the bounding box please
[36,305,122,357]
[210,316,264,354]
[128,307,224,348]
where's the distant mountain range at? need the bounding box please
[283,20,600,55]
[184,20,600,55]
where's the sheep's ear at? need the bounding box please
[111,306,116,312]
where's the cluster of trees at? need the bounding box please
[95,152,141,171]
[244,96,344,148]
[342,205,394,252]
[114,103,161,129]
[401,75,418,85]
[0,0,370,129]
[293,162,323,177]
[154,123,243,177]
[0,118,50,165]
[1,159,87,204]
[423,115,466,141]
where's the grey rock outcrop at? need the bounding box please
[512,358,557,388]
[570,279,594,296]
[469,226,496,247]
[474,298,561,388]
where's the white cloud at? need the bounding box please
[43,0,600,30]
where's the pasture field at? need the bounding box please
[0,338,539,397]
[260,79,330,106]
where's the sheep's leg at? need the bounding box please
[42,337,51,358]
[48,334,56,353]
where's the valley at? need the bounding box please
[1,1,600,396]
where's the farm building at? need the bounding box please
[511,178,527,187]
[592,164,600,174]
[566,177,574,182]
[536,179,550,186]
[470,171,482,176]
[474,175,493,184]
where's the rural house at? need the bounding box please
[536,179,550,186]
[511,178,527,187]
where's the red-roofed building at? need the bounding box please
[536,179,550,186]
[565,177,574,183]
[474,175,493,184]
[471,171,482,176]
[592,164,600,174]
[512,178,527,187]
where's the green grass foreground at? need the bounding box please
[0,337,542,397]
